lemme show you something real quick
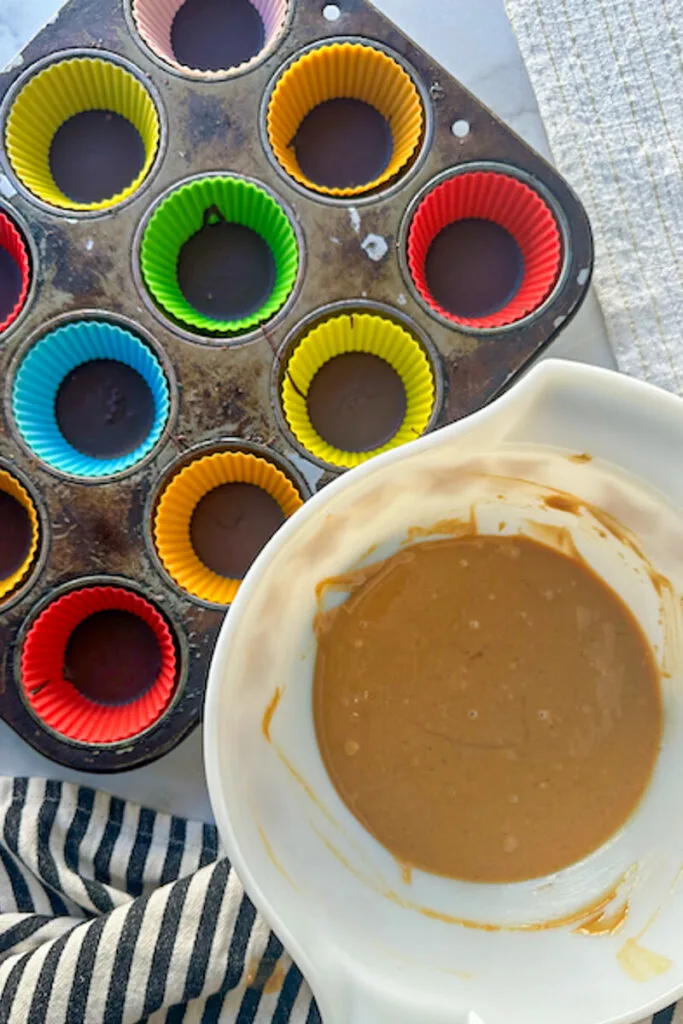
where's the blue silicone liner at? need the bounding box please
[12,320,170,478]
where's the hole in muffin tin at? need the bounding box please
[133,172,305,346]
[16,575,187,749]
[451,119,470,139]
[0,49,167,218]
[128,0,293,80]
[260,37,433,208]
[0,460,49,613]
[398,162,571,336]
[272,299,445,472]
[6,311,178,482]
[145,439,312,608]
[322,3,341,19]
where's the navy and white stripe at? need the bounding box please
[0,778,317,1023]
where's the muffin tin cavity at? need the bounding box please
[152,447,305,605]
[139,175,300,337]
[265,40,425,197]
[407,169,563,330]
[0,0,593,773]
[11,320,171,479]
[0,468,40,603]
[20,584,179,744]
[132,0,290,78]
[4,53,161,212]
[279,310,436,469]
[0,211,30,334]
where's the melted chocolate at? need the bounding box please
[64,610,161,705]
[0,490,32,581]
[0,247,22,324]
[306,352,407,452]
[55,359,155,459]
[49,110,145,205]
[171,0,265,71]
[425,218,524,319]
[293,98,393,190]
[177,220,275,320]
[190,482,285,579]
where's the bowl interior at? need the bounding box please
[206,429,683,1024]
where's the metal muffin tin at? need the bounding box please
[0,0,593,772]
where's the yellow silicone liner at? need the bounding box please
[281,313,435,468]
[5,57,160,212]
[154,451,304,605]
[266,42,424,197]
[0,469,40,601]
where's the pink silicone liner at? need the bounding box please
[131,0,290,78]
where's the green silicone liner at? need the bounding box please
[139,176,300,334]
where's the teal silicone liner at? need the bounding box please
[12,320,170,478]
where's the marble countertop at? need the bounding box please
[0,0,614,823]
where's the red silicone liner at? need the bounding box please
[0,211,30,334]
[406,171,562,329]
[21,586,177,744]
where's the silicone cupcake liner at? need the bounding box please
[132,0,289,78]
[267,42,424,197]
[21,586,177,744]
[12,320,170,478]
[281,312,435,468]
[154,451,304,604]
[5,56,160,211]
[0,469,40,601]
[407,171,562,329]
[140,175,299,334]
[0,212,31,333]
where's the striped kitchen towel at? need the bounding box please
[0,777,318,1023]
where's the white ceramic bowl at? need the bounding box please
[205,359,683,1024]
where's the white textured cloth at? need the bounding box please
[506,0,683,395]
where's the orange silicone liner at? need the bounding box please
[266,41,424,197]
[21,585,177,744]
[153,450,304,605]
[0,468,40,601]
[0,212,30,334]
[407,170,562,329]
